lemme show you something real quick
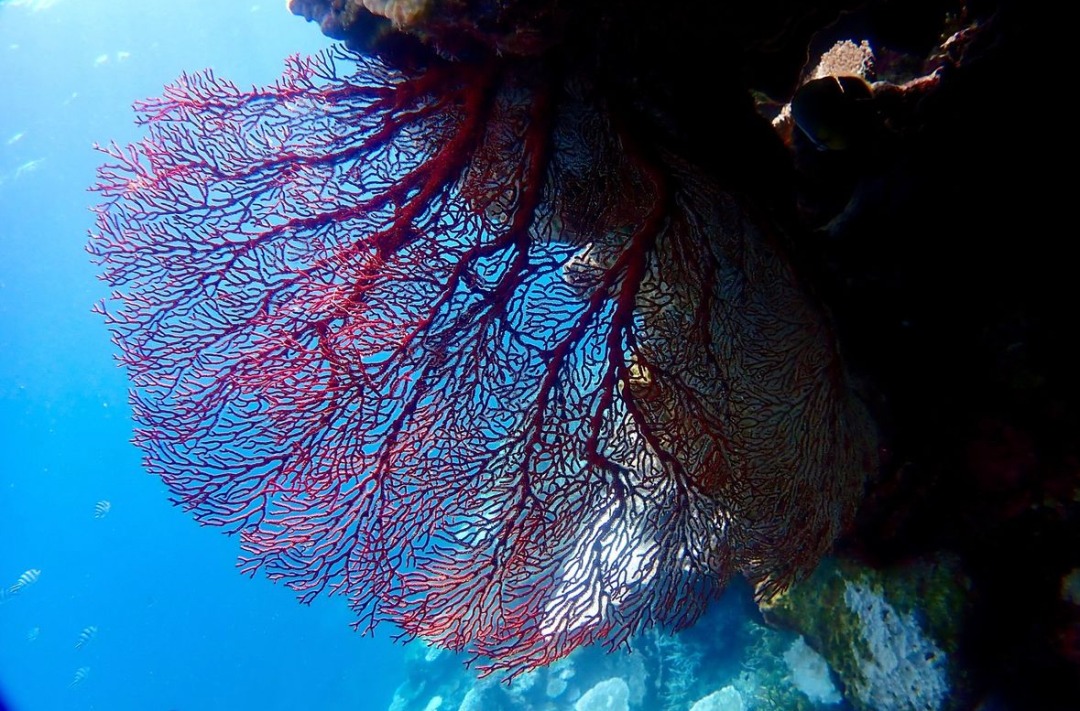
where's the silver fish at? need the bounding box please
[70,666,90,687]
[75,625,98,650]
[93,500,112,519]
[13,157,44,178]
[8,568,41,594]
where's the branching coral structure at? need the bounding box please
[89,39,876,672]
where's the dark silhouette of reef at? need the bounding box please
[804,5,1079,709]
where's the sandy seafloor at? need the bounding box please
[0,2,407,709]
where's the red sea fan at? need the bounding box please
[89,46,876,672]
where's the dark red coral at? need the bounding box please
[89,44,875,672]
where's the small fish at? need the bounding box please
[6,131,24,145]
[9,568,41,594]
[70,666,90,688]
[13,158,44,178]
[27,626,39,642]
[94,500,112,519]
[75,625,98,650]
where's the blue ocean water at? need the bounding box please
[0,2,405,709]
